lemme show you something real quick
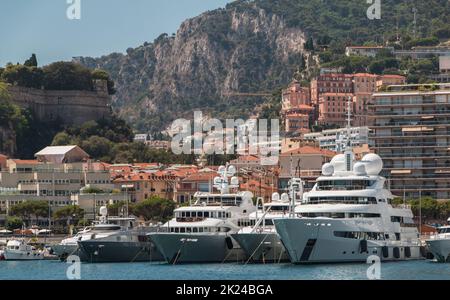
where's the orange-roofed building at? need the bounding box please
[282,80,311,111]
[279,146,336,192]
[318,93,354,127]
[175,171,218,204]
[113,171,177,203]
[0,154,7,171]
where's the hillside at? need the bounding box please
[75,0,450,134]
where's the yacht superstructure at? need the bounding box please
[232,179,303,263]
[274,151,422,264]
[274,99,422,264]
[426,218,450,263]
[148,165,256,264]
[77,207,163,263]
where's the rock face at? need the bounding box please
[75,4,310,133]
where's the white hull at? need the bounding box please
[426,239,450,263]
[4,250,44,261]
[274,218,422,264]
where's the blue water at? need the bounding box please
[0,260,449,280]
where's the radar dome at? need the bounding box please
[330,154,346,172]
[361,154,383,175]
[272,193,280,202]
[230,176,239,186]
[280,193,290,203]
[353,162,367,176]
[322,163,334,176]
[99,206,108,216]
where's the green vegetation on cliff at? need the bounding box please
[0,55,116,95]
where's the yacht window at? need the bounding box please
[175,228,179,233]
[204,212,210,218]
[180,228,186,233]
[438,228,450,234]
[181,212,186,218]
[186,228,192,233]
[192,212,197,218]
[193,228,198,233]
[198,212,203,218]
[395,233,401,241]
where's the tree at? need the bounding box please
[53,205,85,228]
[131,196,175,222]
[0,82,10,100]
[9,201,49,226]
[1,64,43,89]
[24,54,38,67]
[107,201,128,216]
[51,132,72,146]
[304,37,314,51]
[42,62,93,91]
[91,69,116,95]
[5,216,24,230]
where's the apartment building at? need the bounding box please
[304,127,370,153]
[318,93,354,127]
[0,146,115,213]
[310,74,354,105]
[112,171,177,203]
[345,46,394,57]
[370,84,450,200]
[278,146,335,192]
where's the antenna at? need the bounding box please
[346,96,352,148]
[412,7,418,39]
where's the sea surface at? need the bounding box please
[0,260,449,280]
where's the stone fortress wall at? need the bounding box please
[7,80,111,126]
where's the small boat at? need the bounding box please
[3,239,44,261]
[51,227,92,261]
[426,218,450,263]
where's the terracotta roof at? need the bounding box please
[282,146,336,156]
[379,74,406,79]
[238,155,260,162]
[10,159,40,165]
[353,73,378,78]
[182,172,217,182]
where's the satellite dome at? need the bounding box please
[361,154,383,175]
[330,154,346,172]
[353,162,367,176]
[322,163,334,176]
[280,193,290,203]
[272,193,280,202]
[99,206,108,216]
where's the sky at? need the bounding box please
[0,0,233,66]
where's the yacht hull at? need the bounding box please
[149,233,246,264]
[274,218,422,264]
[425,239,450,263]
[3,250,44,261]
[77,240,163,263]
[231,233,289,263]
[51,244,87,261]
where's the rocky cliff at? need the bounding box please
[75,3,312,133]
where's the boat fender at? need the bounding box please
[393,247,400,259]
[359,240,368,253]
[405,247,411,258]
[382,246,389,258]
[225,237,234,250]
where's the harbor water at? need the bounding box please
[0,260,449,280]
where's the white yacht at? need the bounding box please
[51,227,92,261]
[148,165,256,264]
[231,179,303,263]
[274,150,422,264]
[3,239,44,261]
[425,218,450,263]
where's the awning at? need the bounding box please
[391,170,412,175]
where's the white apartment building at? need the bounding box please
[304,127,370,152]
